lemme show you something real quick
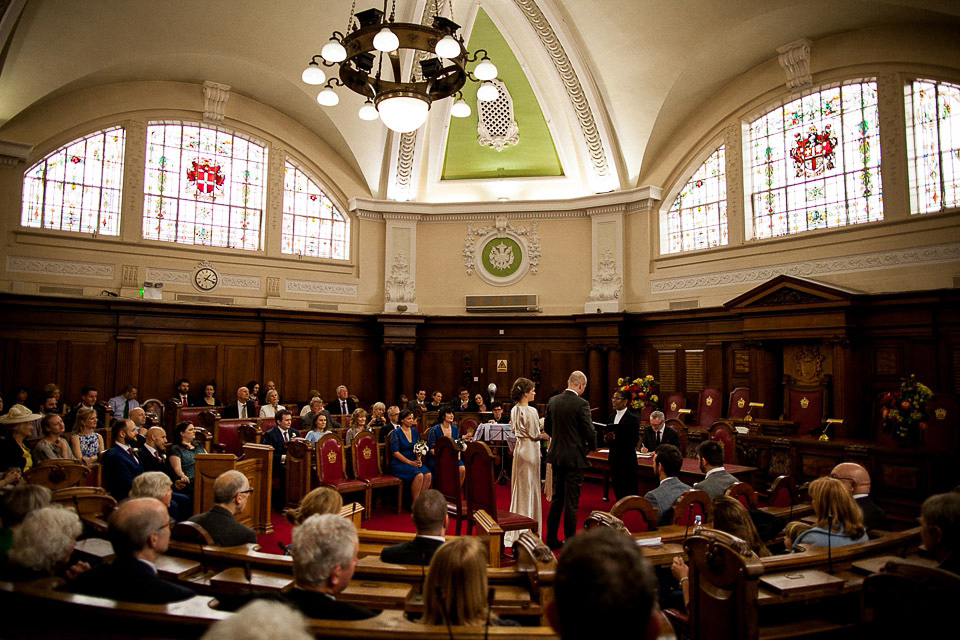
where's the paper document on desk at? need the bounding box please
[635,537,662,547]
[735,426,750,434]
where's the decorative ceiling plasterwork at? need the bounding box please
[463,215,540,285]
[588,247,621,302]
[384,251,416,302]
[478,79,520,151]
[512,0,611,183]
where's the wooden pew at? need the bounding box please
[193,444,273,534]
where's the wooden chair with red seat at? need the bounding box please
[725,481,758,510]
[24,459,90,490]
[51,487,117,534]
[663,393,687,422]
[463,441,537,556]
[665,419,689,458]
[707,420,737,464]
[672,489,712,526]
[609,495,659,533]
[767,475,798,508]
[284,437,313,510]
[434,436,468,534]
[694,388,723,428]
[639,405,654,424]
[727,387,751,420]
[317,433,372,517]
[864,560,960,637]
[782,374,830,436]
[352,431,401,514]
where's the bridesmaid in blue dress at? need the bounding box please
[426,405,466,485]
[389,409,432,503]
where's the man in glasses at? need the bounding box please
[189,470,257,546]
[830,462,889,531]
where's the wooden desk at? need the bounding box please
[587,450,757,501]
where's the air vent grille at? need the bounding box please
[175,293,235,305]
[38,285,84,296]
[465,294,538,313]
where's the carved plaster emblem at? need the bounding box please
[7,256,114,279]
[202,81,231,123]
[463,217,540,286]
[588,248,622,301]
[385,252,416,302]
[121,265,139,288]
[794,346,824,384]
[478,80,519,151]
[777,38,812,90]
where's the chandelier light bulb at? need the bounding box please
[377,93,430,133]
[435,34,461,59]
[476,81,499,102]
[317,87,339,106]
[373,27,399,53]
[301,62,326,85]
[321,38,347,63]
[358,99,379,121]
[450,98,471,118]
[473,56,498,81]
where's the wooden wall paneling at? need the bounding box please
[417,349,458,401]
[114,336,138,393]
[316,348,346,402]
[262,341,282,395]
[182,343,220,394]
[138,342,179,401]
[705,342,724,390]
[482,348,523,401]
[657,349,678,395]
[750,343,780,420]
[9,340,61,400]
[223,344,260,400]
[280,346,313,406]
[349,345,379,406]
[401,346,418,399]
[540,348,586,398]
[685,349,705,394]
[65,339,111,405]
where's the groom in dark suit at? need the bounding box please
[544,370,596,550]
[605,388,641,501]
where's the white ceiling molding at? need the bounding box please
[776,38,813,91]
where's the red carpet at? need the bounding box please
[257,477,612,554]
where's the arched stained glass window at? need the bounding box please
[748,81,882,239]
[21,127,125,235]
[142,122,266,250]
[906,79,960,214]
[662,146,727,254]
[281,161,350,260]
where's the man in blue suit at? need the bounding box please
[644,444,692,526]
[262,409,299,473]
[102,418,144,501]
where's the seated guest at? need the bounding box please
[32,413,76,462]
[245,380,261,412]
[549,527,660,640]
[791,476,867,549]
[71,497,195,604]
[101,418,144,501]
[389,409,432,503]
[644,444,692,525]
[2,506,88,582]
[325,385,356,418]
[381,489,447,565]
[426,391,443,413]
[202,600,313,640]
[303,396,341,431]
[299,391,322,418]
[920,491,960,574]
[200,383,219,407]
[488,402,509,424]
[270,514,375,619]
[66,386,106,429]
[640,410,679,453]
[474,393,488,413]
[422,536,515,627]
[174,378,195,407]
[368,402,387,429]
[39,393,59,415]
[169,421,204,487]
[259,389,285,418]
[304,412,332,445]
[425,406,465,482]
[131,471,189,522]
[455,387,478,413]
[693,440,737,499]
[344,408,368,446]
[0,405,42,473]
[41,383,65,415]
[407,389,427,413]
[107,385,139,420]
[189,470,257,546]
[830,462,889,530]
[284,486,344,527]
[129,406,149,445]
[0,485,52,562]
[221,386,256,420]
[69,406,105,466]
[381,405,401,442]
[262,409,298,471]
[711,495,771,557]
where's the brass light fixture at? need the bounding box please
[302,0,499,133]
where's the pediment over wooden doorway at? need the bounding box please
[723,275,863,311]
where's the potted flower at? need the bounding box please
[616,375,660,412]
[880,374,933,445]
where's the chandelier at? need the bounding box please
[301,1,499,133]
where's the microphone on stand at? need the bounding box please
[243,561,253,594]
[825,513,834,574]
[484,586,495,640]
[683,504,694,541]
[435,586,454,640]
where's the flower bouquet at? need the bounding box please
[453,438,468,452]
[880,374,933,443]
[413,440,428,461]
[616,375,659,411]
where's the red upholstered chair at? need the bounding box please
[463,441,537,555]
[214,419,248,455]
[782,375,830,435]
[728,388,751,420]
[434,436,468,535]
[695,388,723,428]
[923,393,958,451]
[665,419,689,458]
[458,416,480,440]
[639,405,654,424]
[317,433,371,517]
[259,418,277,433]
[725,482,758,510]
[284,438,314,509]
[663,393,687,422]
[672,489,712,526]
[767,475,798,508]
[610,495,659,533]
[707,420,737,464]
[352,431,401,514]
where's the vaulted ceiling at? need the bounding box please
[2,0,958,203]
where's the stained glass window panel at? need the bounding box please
[142,122,266,250]
[21,127,125,235]
[281,160,350,260]
[662,146,727,254]
[906,79,960,214]
[748,81,882,239]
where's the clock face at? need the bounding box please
[194,267,219,291]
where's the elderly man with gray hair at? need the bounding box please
[640,409,680,453]
[188,470,257,546]
[266,513,375,620]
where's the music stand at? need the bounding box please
[479,423,512,485]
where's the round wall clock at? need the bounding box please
[193,265,220,291]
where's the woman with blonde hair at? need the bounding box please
[344,408,368,446]
[258,389,285,418]
[284,486,344,526]
[69,406,103,466]
[792,476,867,549]
[422,537,514,627]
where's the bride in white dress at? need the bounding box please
[504,377,550,546]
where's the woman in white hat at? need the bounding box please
[0,404,43,474]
